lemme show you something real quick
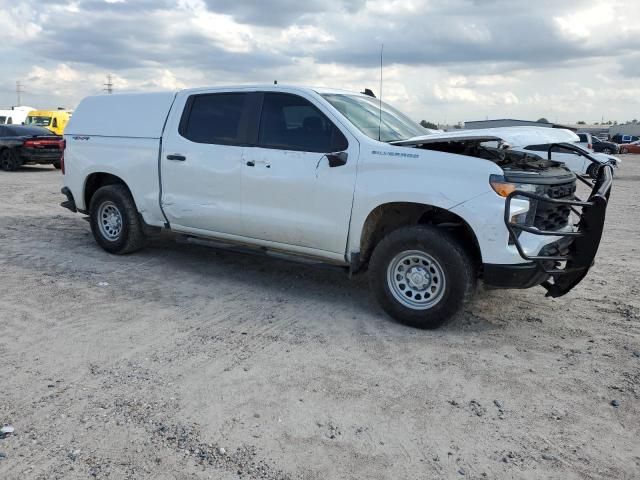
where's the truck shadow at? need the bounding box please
[138,234,501,334]
[4,213,505,335]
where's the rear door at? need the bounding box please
[161,91,255,235]
[240,91,359,255]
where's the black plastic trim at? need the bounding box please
[483,263,550,289]
[60,187,77,213]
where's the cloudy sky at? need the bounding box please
[2,0,640,125]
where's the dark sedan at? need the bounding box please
[0,125,64,171]
[592,137,619,154]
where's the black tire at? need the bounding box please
[0,149,21,172]
[89,184,145,254]
[602,148,611,154]
[586,162,601,179]
[620,147,628,154]
[368,226,475,329]
[53,161,61,170]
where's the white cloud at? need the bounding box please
[2,0,640,124]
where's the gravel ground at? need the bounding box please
[0,158,639,479]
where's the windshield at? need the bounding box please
[322,93,427,142]
[25,115,52,127]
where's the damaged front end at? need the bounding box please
[392,128,613,296]
[503,143,613,297]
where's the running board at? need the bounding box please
[175,235,348,271]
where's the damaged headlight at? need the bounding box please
[489,174,545,198]
[489,175,543,240]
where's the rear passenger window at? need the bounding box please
[182,93,247,145]
[258,93,348,153]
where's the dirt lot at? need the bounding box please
[0,158,639,480]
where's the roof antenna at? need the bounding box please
[378,43,384,142]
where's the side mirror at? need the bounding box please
[326,151,348,167]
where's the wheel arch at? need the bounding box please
[355,201,482,272]
[84,172,134,211]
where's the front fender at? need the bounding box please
[347,147,503,257]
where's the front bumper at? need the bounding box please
[484,263,550,289]
[500,143,613,297]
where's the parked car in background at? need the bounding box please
[24,109,72,135]
[0,106,36,125]
[619,140,640,154]
[0,125,64,171]
[516,143,619,178]
[611,134,640,144]
[576,132,594,151]
[591,137,619,154]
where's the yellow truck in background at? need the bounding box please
[24,109,73,135]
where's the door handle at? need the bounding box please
[167,154,186,161]
[246,160,270,168]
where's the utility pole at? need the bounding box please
[104,74,113,94]
[16,80,24,106]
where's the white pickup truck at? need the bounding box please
[60,85,613,328]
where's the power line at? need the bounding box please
[16,80,24,105]
[104,74,113,94]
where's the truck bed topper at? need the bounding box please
[65,92,177,139]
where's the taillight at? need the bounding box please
[588,143,593,149]
[61,139,66,174]
[23,139,42,148]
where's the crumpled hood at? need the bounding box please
[391,126,580,147]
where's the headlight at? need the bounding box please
[489,175,542,239]
[489,174,545,197]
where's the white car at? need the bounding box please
[0,106,35,125]
[575,132,594,152]
[514,143,620,178]
[60,86,613,329]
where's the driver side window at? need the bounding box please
[258,93,348,153]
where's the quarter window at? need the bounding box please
[258,93,347,153]
[182,93,248,145]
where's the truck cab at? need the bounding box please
[61,86,613,329]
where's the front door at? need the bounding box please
[161,91,251,235]
[241,92,359,255]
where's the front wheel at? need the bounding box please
[368,226,475,329]
[89,184,146,254]
[602,148,611,154]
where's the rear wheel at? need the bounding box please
[368,226,475,329]
[89,184,145,254]
[0,149,21,172]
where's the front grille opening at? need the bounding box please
[533,181,576,231]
